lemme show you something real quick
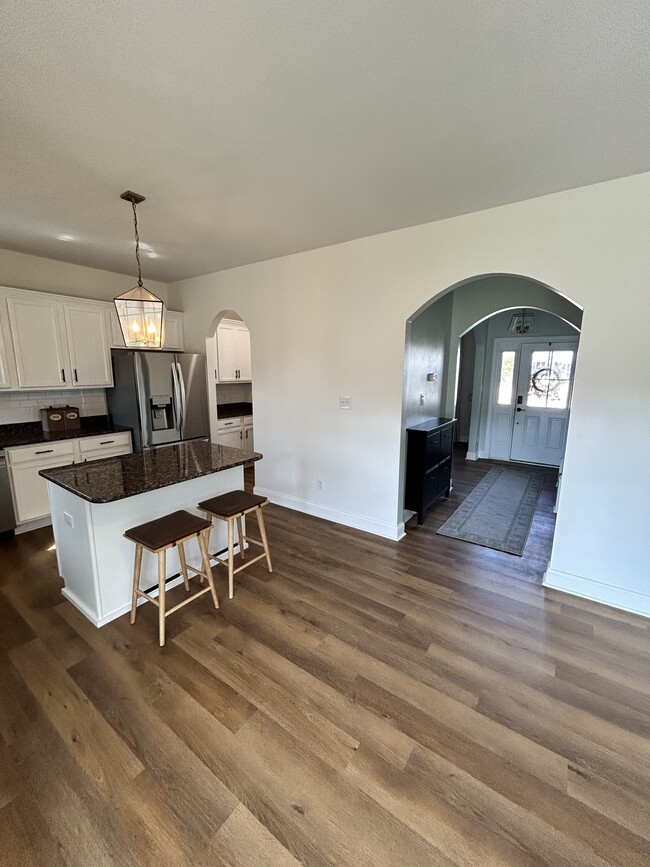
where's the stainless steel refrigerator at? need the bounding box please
[107,349,209,452]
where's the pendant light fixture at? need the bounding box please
[114,191,165,348]
[508,308,536,334]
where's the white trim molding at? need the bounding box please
[544,567,650,620]
[255,487,406,541]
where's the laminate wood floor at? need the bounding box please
[1,453,649,865]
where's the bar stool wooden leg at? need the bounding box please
[178,541,190,591]
[227,517,235,599]
[236,515,245,561]
[158,549,167,647]
[257,507,273,573]
[198,529,219,609]
[130,543,143,624]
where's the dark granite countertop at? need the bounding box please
[39,440,261,504]
[217,402,253,420]
[0,415,131,449]
[406,417,456,432]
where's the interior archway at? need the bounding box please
[205,309,253,446]
[400,273,583,577]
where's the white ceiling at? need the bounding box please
[1,1,649,283]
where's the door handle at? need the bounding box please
[516,407,525,412]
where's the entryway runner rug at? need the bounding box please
[436,466,544,556]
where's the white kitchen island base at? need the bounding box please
[47,465,244,627]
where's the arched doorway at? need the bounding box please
[401,273,583,569]
[205,309,254,453]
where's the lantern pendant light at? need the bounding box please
[114,191,165,349]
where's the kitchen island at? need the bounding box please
[40,440,261,627]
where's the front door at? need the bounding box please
[510,340,578,465]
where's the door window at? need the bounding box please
[497,350,516,405]
[526,348,575,409]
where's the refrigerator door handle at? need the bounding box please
[176,362,187,436]
[134,352,153,448]
[171,362,183,431]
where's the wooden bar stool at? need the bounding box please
[198,491,273,599]
[125,510,219,646]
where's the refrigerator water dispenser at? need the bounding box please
[150,395,174,430]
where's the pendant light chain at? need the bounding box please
[131,200,144,287]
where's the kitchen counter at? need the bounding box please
[42,441,261,628]
[40,440,261,503]
[217,402,253,420]
[0,415,130,449]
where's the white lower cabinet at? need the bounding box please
[7,432,132,527]
[216,417,244,449]
[243,416,254,455]
[7,441,76,523]
[215,415,254,453]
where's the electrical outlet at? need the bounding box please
[419,393,425,406]
[339,395,352,410]
[317,478,324,491]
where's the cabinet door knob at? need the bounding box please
[74,368,78,383]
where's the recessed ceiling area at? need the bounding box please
[1,1,649,282]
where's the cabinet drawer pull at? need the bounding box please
[35,449,54,455]
[61,369,66,383]
[100,440,115,445]
[224,422,234,426]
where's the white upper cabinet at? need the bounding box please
[162,311,184,350]
[0,298,17,389]
[1,288,117,390]
[64,303,113,387]
[216,319,251,382]
[6,295,69,388]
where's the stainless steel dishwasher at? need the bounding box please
[0,450,16,533]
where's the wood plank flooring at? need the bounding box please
[1,452,649,865]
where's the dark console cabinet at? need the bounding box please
[405,417,455,525]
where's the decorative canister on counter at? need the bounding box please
[40,406,66,433]
[63,406,81,432]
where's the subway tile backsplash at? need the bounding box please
[0,389,108,424]
[216,382,253,404]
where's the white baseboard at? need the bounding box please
[255,487,405,541]
[543,568,650,620]
[15,515,52,535]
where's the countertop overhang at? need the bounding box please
[39,440,261,504]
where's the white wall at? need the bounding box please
[0,248,169,304]
[170,172,650,616]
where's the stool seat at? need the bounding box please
[200,490,272,599]
[125,510,212,551]
[125,510,218,646]
[198,491,267,518]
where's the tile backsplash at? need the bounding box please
[216,383,253,404]
[0,389,108,425]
